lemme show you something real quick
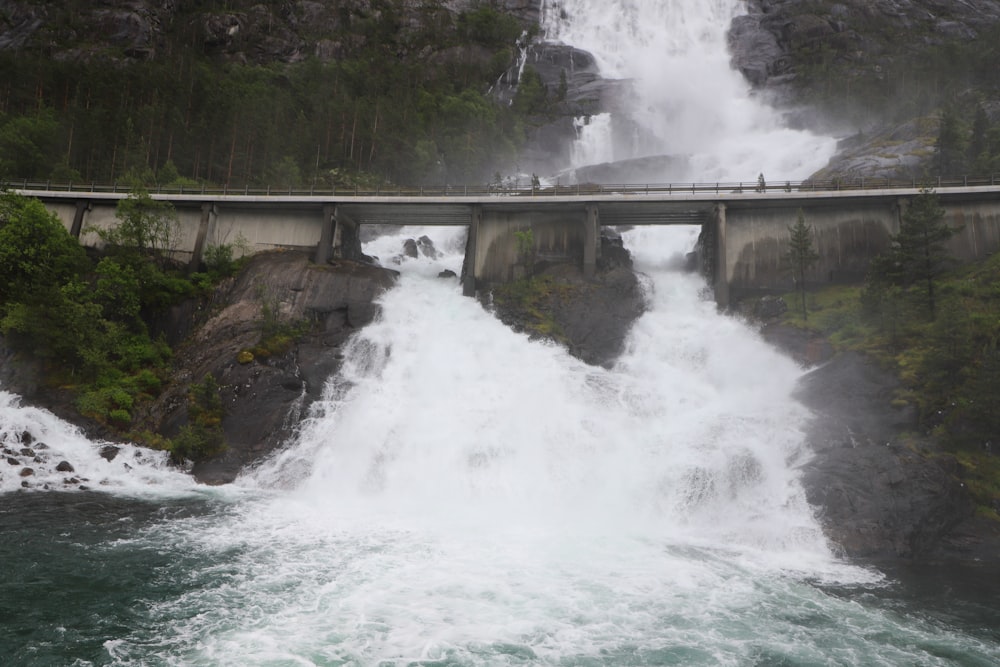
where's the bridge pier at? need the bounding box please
[316,205,337,264]
[188,202,216,273]
[462,205,482,296]
[584,204,599,279]
[713,203,729,308]
[69,200,90,238]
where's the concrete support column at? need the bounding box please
[895,197,908,234]
[69,200,91,238]
[714,203,729,309]
[463,205,482,297]
[316,204,337,264]
[584,203,599,279]
[188,202,215,273]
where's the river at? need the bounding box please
[2,1,999,665]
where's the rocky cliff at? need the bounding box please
[730,0,1000,180]
[142,251,398,485]
[0,0,541,64]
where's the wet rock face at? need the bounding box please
[794,351,976,560]
[141,250,398,485]
[733,0,1000,96]
[486,234,646,368]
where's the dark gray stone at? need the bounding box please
[795,352,975,560]
[136,250,397,485]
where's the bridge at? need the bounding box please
[11,177,1000,307]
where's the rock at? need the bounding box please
[6,457,19,466]
[795,351,974,560]
[138,250,397,485]
[417,235,438,258]
[19,467,33,477]
[402,238,419,258]
[753,295,789,320]
[19,431,34,445]
[729,14,786,87]
[19,448,35,458]
[487,234,645,367]
[55,461,74,473]
[760,322,834,367]
[438,269,458,279]
[99,445,120,462]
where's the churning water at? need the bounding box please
[2,2,999,666]
[3,226,999,665]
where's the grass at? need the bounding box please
[491,275,576,343]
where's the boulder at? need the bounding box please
[139,250,397,485]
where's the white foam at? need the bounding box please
[0,390,199,497]
[545,0,837,181]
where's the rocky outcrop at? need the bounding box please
[486,232,645,368]
[0,0,543,65]
[794,351,978,560]
[732,0,1000,93]
[730,0,1000,179]
[139,250,397,485]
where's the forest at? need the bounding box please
[0,1,536,188]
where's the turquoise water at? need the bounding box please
[2,493,999,666]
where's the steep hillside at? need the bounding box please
[731,0,1000,180]
[0,0,540,186]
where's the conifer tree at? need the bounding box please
[785,208,819,320]
[893,188,954,320]
[935,106,967,176]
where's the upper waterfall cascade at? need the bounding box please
[541,0,837,181]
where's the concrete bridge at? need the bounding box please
[12,179,1000,307]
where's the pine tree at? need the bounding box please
[967,105,990,175]
[893,188,955,320]
[785,208,820,320]
[935,106,967,176]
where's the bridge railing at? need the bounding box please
[6,175,1000,198]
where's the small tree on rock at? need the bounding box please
[785,208,819,320]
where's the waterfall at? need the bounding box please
[7,4,1000,666]
[544,0,836,181]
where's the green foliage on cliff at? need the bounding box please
[788,11,1000,144]
[491,276,573,342]
[863,189,955,321]
[169,374,226,463]
[780,250,1000,518]
[0,190,225,430]
[0,0,533,187]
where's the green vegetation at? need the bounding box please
[861,189,956,322]
[169,374,226,463]
[0,0,534,188]
[776,220,1000,517]
[491,275,575,341]
[788,11,1000,173]
[0,189,240,461]
[784,209,819,320]
[513,229,536,269]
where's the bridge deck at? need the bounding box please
[13,181,1000,227]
